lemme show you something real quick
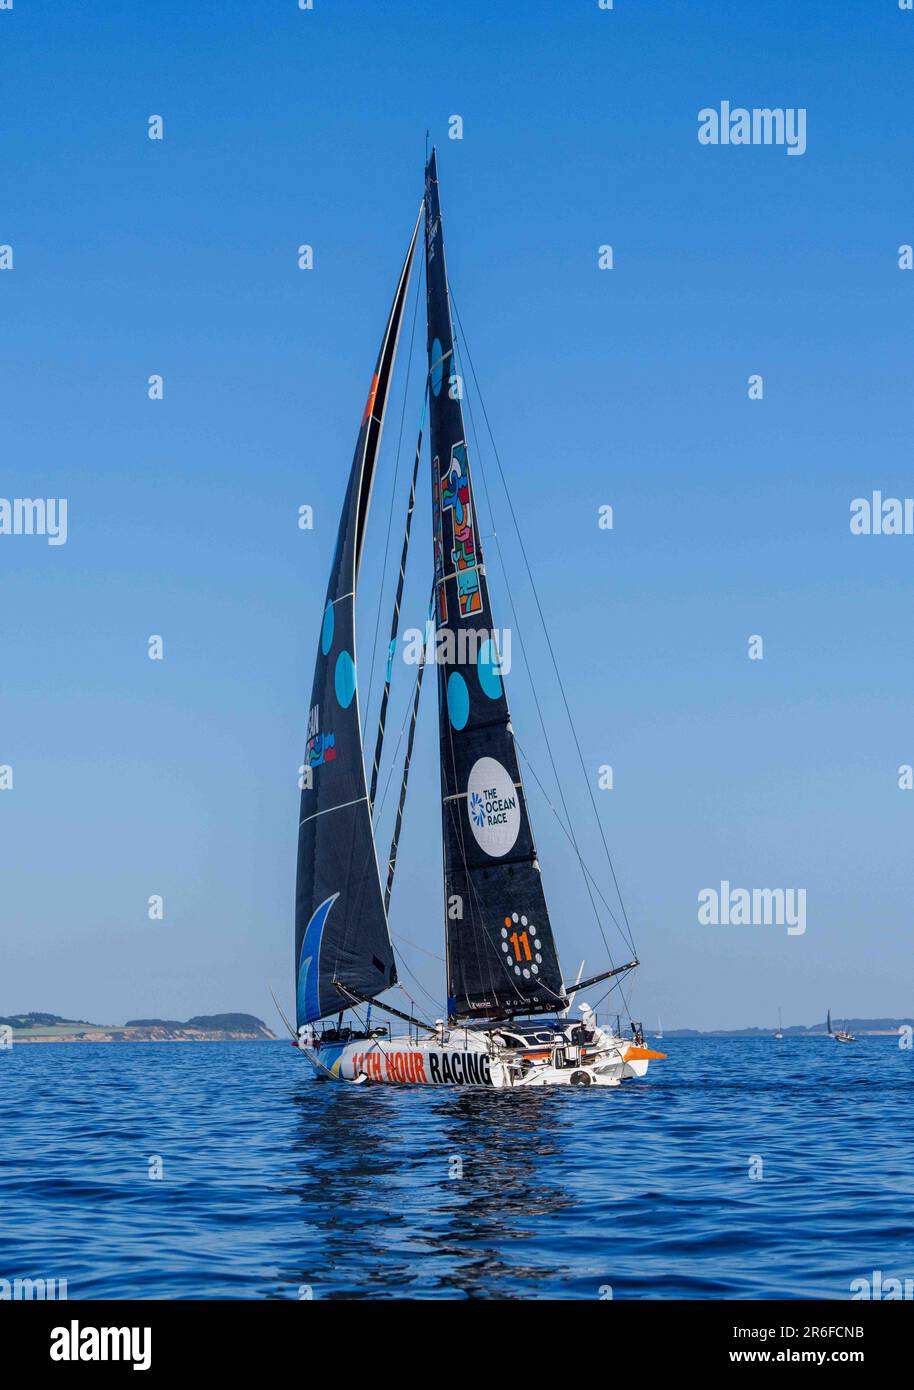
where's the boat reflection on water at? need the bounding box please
[281,1082,572,1299]
[414,1089,572,1298]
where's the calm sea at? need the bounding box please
[1,1037,911,1299]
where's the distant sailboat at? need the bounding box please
[775,1007,783,1040]
[827,1009,856,1044]
[656,1017,663,1041]
[290,150,667,1088]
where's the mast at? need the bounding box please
[424,149,566,1023]
[295,206,422,1026]
[368,409,426,811]
[384,591,434,913]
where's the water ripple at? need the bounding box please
[0,1037,911,1298]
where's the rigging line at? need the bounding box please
[395,946,444,1006]
[384,585,434,911]
[362,238,424,755]
[439,664,494,1002]
[434,637,548,1013]
[342,209,422,942]
[369,401,428,812]
[429,584,494,1000]
[396,967,444,1018]
[375,625,447,1017]
[391,931,445,963]
[433,495,548,1006]
[443,787,567,1013]
[338,981,436,1037]
[588,968,635,1027]
[438,673,529,1010]
[450,287,637,954]
[512,734,627,952]
[434,581,567,1012]
[430,368,562,1008]
[344,1000,416,1068]
[326,612,431,992]
[315,209,425,1027]
[450,333,616,967]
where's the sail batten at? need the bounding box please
[294,207,422,1026]
[424,149,566,1022]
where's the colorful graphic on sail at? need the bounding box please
[305,703,336,768]
[441,442,483,619]
[424,148,566,1021]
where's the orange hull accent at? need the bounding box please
[623,1045,667,1061]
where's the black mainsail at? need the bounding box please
[424,150,566,1022]
[295,208,421,1026]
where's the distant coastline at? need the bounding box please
[4,1012,911,1044]
[658,1018,913,1038]
[1,1012,278,1043]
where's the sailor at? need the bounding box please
[579,1002,604,1047]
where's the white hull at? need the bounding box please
[297,1023,659,1089]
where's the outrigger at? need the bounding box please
[290,150,666,1089]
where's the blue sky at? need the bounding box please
[1,0,912,1030]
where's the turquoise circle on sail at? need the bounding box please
[431,337,444,397]
[447,671,470,730]
[477,638,502,700]
[321,602,334,656]
[334,650,356,708]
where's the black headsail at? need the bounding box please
[424,150,566,1022]
[295,207,421,1027]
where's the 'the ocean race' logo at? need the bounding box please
[466,757,520,857]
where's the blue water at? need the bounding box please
[1,1038,911,1299]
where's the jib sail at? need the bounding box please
[295,208,421,1025]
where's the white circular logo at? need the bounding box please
[466,757,520,857]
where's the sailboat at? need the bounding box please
[291,150,666,1088]
[775,1007,783,1040]
[827,1009,856,1044]
[656,1017,663,1041]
